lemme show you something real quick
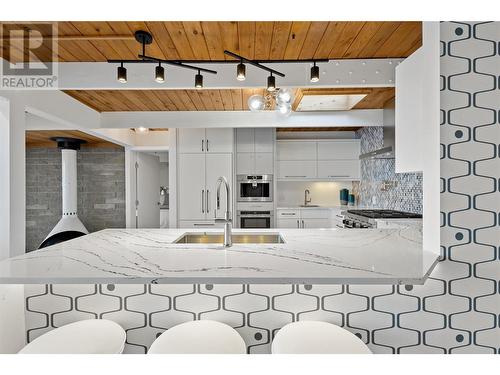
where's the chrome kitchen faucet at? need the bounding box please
[215,176,232,247]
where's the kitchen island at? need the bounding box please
[0,228,438,285]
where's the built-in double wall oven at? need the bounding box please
[237,174,273,202]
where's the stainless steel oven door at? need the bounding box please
[237,211,273,229]
[237,175,273,202]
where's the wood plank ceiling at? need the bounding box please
[25,130,122,148]
[2,21,422,62]
[64,87,395,112]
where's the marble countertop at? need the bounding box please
[0,228,439,285]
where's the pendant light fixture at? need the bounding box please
[117,62,127,83]
[310,62,320,82]
[155,62,165,83]
[267,73,276,92]
[195,69,203,89]
[236,61,246,81]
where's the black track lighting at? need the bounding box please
[236,62,246,81]
[267,73,276,92]
[117,62,127,83]
[310,62,320,83]
[195,70,203,89]
[155,63,165,83]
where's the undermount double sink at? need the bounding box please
[174,232,285,244]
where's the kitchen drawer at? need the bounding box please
[300,208,331,219]
[317,160,360,180]
[278,160,317,179]
[301,218,332,228]
[277,209,300,218]
[178,220,225,229]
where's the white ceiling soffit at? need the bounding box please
[100,109,383,129]
[49,59,401,90]
[296,94,368,111]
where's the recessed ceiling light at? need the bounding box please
[134,127,149,134]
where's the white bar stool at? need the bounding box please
[148,320,246,354]
[271,321,372,354]
[19,319,126,354]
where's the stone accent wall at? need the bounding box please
[352,126,423,213]
[25,147,126,252]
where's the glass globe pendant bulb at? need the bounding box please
[277,103,292,116]
[277,88,293,105]
[248,94,265,111]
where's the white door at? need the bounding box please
[205,153,232,220]
[136,153,160,228]
[205,128,233,153]
[177,128,206,153]
[178,154,206,220]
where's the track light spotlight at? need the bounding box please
[117,62,127,83]
[195,70,203,89]
[267,74,276,92]
[310,62,320,83]
[155,63,165,83]
[236,62,246,81]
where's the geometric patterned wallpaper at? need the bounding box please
[24,22,500,354]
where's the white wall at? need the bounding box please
[0,285,25,353]
[0,95,26,259]
[276,181,353,207]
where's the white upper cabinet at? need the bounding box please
[177,128,206,153]
[254,128,274,153]
[317,140,360,160]
[206,128,233,153]
[178,153,206,221]
[236,128,255,153]
[277,141,317,160]
[277,140,360,180]
[235,128,274,175]
[177,128,233,154]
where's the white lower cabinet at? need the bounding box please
[277,208,335,228]
[178,220,225,229]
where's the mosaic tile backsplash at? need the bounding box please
[352,127,423,213]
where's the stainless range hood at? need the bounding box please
[359,108,395,160]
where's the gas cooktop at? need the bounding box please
[346,209,422,219]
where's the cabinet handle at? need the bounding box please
[328,175,349,178]
[202,139,204,152]
[206,190,210,213]
[201,190,205,213]
[285,175,306,178]
[297,220,300,228]
[194,223,214,226]
[281,213,296,216]
[206,139,209,152]
[302,220,305,228]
